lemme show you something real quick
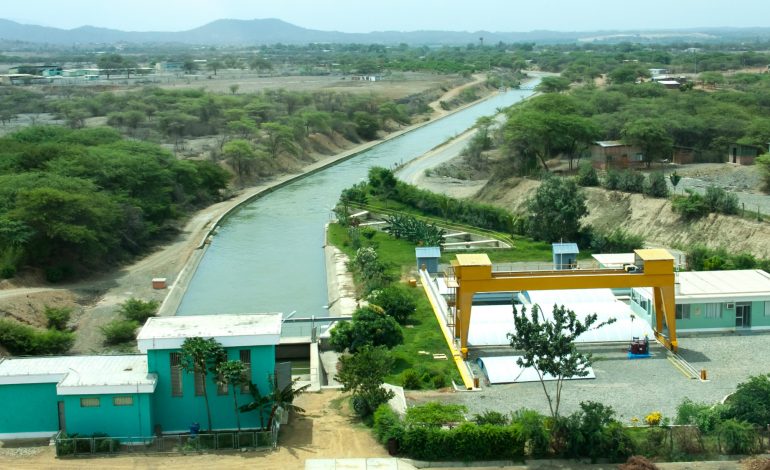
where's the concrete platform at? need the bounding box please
[306,458,416,470]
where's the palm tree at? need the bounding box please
[240,375,310,429]
[180,337,226,432]
[215,360,248,431]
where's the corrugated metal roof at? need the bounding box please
[678,270,770,298]
[552,243,579,255]
[0,355,155,389]
[415,247,441,258]
[595,140,626,148]
[138,313,282,341]
[592,253,635,268]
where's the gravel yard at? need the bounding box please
[409,333,770,423]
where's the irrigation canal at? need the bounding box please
[176,79,541,335]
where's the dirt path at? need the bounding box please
[0,390,387,469]
[428,73,487,115]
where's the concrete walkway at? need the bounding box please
[306,458,416,470]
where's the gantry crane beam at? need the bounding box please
[451,249,677,356]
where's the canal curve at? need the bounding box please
[177,81,540,322]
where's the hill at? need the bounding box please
[1,18,770,46]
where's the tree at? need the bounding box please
[508,304,615,419]
[576,162,599,187]
[118,298,159,324]
[215,360,247,431]
[329,306,403,353]
[182,59,198,74]
[222,139,256,183]
[261,122,298,159]
[622,119,673,168]
[699,71,725,89]
[229,84,240,95]
[608,64,650,84]
[536,76,571,93]
[368,284,416,324]
[727,374,770,427]
[353,111,380,140]
[336,345,395,417]
[180,337,226,432]
[207,59,223,76]
[240,375,309,429]
[526,176,588,243]
[97,54,125,79]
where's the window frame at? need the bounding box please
[80,397,100,408]
[112,395,134,406]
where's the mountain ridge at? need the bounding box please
[0,18,768,46]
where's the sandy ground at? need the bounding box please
[0,75,497,354]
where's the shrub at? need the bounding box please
[33,328,75,354]
[405,402,466,428]
[474,410,510,426]
[618,170,645,193]
[401,369,422,390]
[577,163,599,187]
[727,374,770,427]
[373,404,404,444]
[603,169,620,190]
[717,419,758,454]
[368,285,416,324]
[101,319,139,345]
[590,228,644,253]
[704,186,739,215]
[645,411,662,426]
[511,408,550,457]
[328,306,403,353]
[672,190,709,219]
[118,298,159,324]
[44,306,72,331]
[400,423,525,461]
[619,455,660,470]
[0,318,73,355]
[644,172,669,198]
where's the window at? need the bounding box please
[240,350,252,393]
[704,303,721,319]
[170,352,183,397]
[80,397,100,408]
[765,301,770,317]
[113,396,134,406]
[675,304,690,320]
[194,365,205,396]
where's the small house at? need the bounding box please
[727,143,765,165]
[590,141,644,170]
[416,246,441,274]
[552,243,579,270]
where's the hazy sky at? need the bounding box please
[3,0,769,33]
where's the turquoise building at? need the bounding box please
[630,270,770,332]
[0,313,281,440]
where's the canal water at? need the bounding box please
[177,82,540,328]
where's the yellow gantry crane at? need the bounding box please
[449,249,677,356]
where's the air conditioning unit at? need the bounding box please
[725,303,735,309]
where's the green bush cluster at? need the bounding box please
[686,245,770,272]
[44,306,72,331]
[0,126,229,279]
[367,285,416,325]
[672,187,739,220]
[576,163,599,187]
[349,247,393,293]
[328,306,403,353]
[100,297,159,346]
[399,367,449,390]
[589,228,644,253]
[385,214,445,247]
[0,318,74,355]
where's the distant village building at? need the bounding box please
[155,61,184,73]
[590,141,644,170]
[8,65,63,77]
[648,68,669,76]
[727,143,767,165]
[351,75,383,82]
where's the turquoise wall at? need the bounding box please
[147,345,275,433]
[63,393,153,437]
[0,383,59,435]
[630,295,770,330]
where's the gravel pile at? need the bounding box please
[0,446,45,457]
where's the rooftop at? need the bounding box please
[677,270,770,300]
[0,355,156,394]
[415,246,441,257]
[595,140,627,148]
[137,313,282,352]
[592,253,635,268]
[552,243,579,255]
